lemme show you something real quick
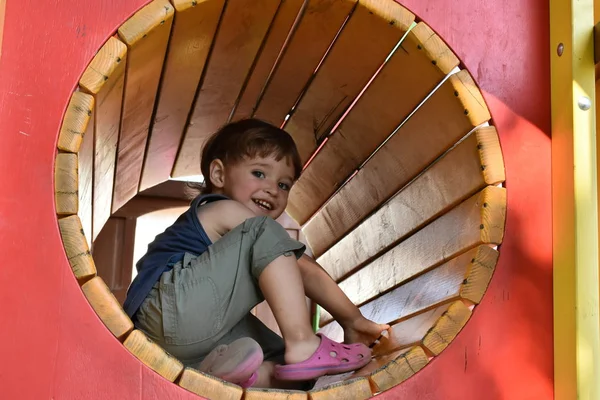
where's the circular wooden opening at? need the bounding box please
[54,0,506,398]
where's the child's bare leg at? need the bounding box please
[258,252,321,365]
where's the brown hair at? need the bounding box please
[198,119,302,194]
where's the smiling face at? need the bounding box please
[209,155,296,219]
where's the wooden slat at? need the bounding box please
[318,245,498,329]
[245,388,308,400]
[55,153,78,215]
[308,377,372,400]
[232,0,306,120]
[123,329,184,382]
[371,304,452,356]
[172,0,281,178]
[57,92,94,153]
[79,36,128,241]
[112,196,189,218]
[0,0,5,61]
[252,0,358,126]
[303,69,491,257]
[284,0,414,162]
[422,300,471,355]
[317,126,503,279]
[78,110,94,245]
[368,346,428,392]
[81,276,134,340]
[286,22,460,224]
[112,0,175,211]
[178,368,243,400]
[57,215,97,282]
[333,186,505,309]
[139,0,225,190]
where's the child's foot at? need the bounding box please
[197,337,264,388]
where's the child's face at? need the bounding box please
[214,155,296,219]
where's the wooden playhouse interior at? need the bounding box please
[53,0,507,398]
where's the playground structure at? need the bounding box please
[0,0,596,399]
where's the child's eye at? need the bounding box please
[278,182,291,191]
[252,170,265,179]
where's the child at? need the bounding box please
[123,119,389,389]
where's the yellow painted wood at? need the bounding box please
[369,347,428,392]
[57,92,94,153]
[308,377,372,400]
[178,368,243,400]
[422,300,471,355]
[244,388,308,400]
[140,0,225,190]
[316,126,503,278]
[81,276,134,341]
[57,215,96,282]
[79,36,128,240]
[78,110,94,245]
[113,0,174,211]
[55,153,78,215]
[551,0,600,397]
[284,0,414,162]
[0,0,5,61]
[124,330,184,382]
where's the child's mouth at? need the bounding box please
[252,199,273,211]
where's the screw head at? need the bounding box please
[557,43,564,56]
[578,96,592,111]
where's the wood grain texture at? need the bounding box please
[318,246,497,328]
[172,0,281,178]
[81,276,133,341]
[78,110,94,245]
[286,21,460,225]
[79,36,128,240]
[140,0,226,190]
[57,92,94,153]
[308,377,372,400]
[303,69,491,257]
[113,0,175,211]
[178,368,243,400]
[245,388,308,400]
[232,0,306,120]
[57,215,97,282]
[422,300,472,355]
[316,126,504,278]
[368,346,428,392]
[284,0,414,162]
[253,0,358,126]
[55,153,78,215]
[333,187,506,308]
[124,330,184,382]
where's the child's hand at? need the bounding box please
[342,316,390,347]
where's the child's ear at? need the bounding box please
[209,159,226,189]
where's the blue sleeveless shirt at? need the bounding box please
[123,193,228,318]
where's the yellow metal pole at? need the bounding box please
[551,0,600,398]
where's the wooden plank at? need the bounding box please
[284,0,414,163]
[333,186,506,309]
[232,0,306,120]
[172,0,281,178]
[286,22,460,224]
[245,388,307,400]
[57,215,97,282]
[368,346,428,392]
[55,153,78,215]
[370,304,452,356]
[57,92,94,153]
[81,276,134,341]
[308,377,372,400]
[318,245,498,329]
[79,36,128,241]
[252,0,358,126]
[422,300,472,355]
[317,126,503,278]
[78,110,94,245]
[112,0,175,211]
[303,69,491,257]
[123,329,184,382]
[139,0,225,190]
[178,368,243,400]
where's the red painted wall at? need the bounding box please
[0,0,552,399]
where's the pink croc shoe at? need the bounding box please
[273,333,372,381]
[198,337,263,388]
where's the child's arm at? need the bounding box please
[197,200,256,242]
[297,255,389,345]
